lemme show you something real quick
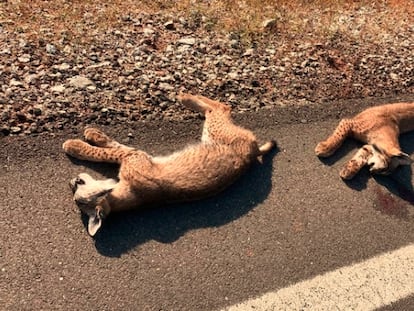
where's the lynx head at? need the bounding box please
[368,145,412,175]
[70,173,116,236]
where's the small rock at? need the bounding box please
[229,40,239,48]
[243,49,254,57]
[0,126,10,136]
[24,74,38,84]
[86,85,96,91]
[32,106,43,116]
[50,85,66,93]
[0,48,11,55]
[16,112,28,122]
[262,19,277,30]
[164,20,175,30]
[178,37,196,45]
[18,39,27,48]
[46,43,57,54]
[228,72,238,79]
[18,54,31,63]
[251,80,260,87]
[121,15,132,22]
[158,82,174,91]
[54,63,71,71]
[9,79,23,87]
[143,27,155,36]
[88,102,100,110]
[63,45,72,54]
[390,73,399,81]
[68,75,95,89]
[86,61,110,70]
[10,126,22,134]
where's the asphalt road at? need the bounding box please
[1,98,414,311]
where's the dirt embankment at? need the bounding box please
[0,2,413,136]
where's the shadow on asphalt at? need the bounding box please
[317,138,372,191]
[373,132,414,207]
[71,147,279,257]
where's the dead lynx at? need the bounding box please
[315,102,414,179]
[63,93,276,236]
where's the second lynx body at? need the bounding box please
[315,102,414,179]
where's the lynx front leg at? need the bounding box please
[315,119,354,157]
[84,128,134,150]
[339,145,373,179]
[63,139,131,164]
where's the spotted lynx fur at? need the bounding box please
[63,94,276,236]
[315,102,414,179]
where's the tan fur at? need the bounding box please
[315,102,414,179]
[63,94,276,236]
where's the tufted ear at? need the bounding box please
[87,207,105,236]
[88,214,102,236]
[393,152,413,166]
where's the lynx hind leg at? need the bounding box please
[178,93,230,114]
[339,145,373,180]
[315,119,354,157]
[84,128,133,150]
[84,128,114,147]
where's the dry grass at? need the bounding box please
[0,0,413,44]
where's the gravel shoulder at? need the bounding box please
[0,9,413,137]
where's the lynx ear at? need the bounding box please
[87,208,104,236]
[384,146,413,166]
[393,152,413,165]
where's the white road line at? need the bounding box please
[224,244,414,311]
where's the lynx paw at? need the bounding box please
[84,128,112,147]
[339,160,360,180]
[315,141,334,157]
[63,139,89,157]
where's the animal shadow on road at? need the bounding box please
[373,132,414,207]
[70,147,279,257]
[318,139,371,191]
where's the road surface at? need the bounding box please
[1,98,414,310]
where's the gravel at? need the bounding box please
[0,12,413,137]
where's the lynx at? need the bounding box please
[315,102,414,179]
[63,93,276,236]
